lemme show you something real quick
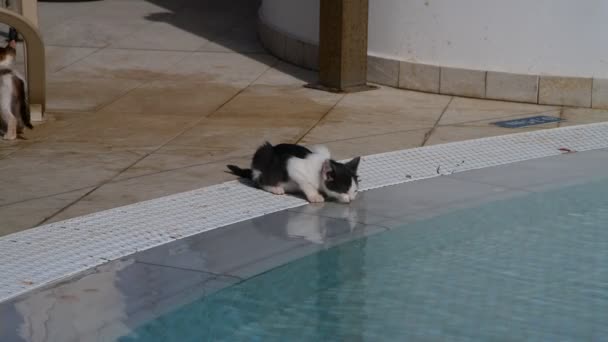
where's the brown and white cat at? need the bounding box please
[0,40,32,140]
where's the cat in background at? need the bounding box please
[0,40,32,140]
[227,142,360,203]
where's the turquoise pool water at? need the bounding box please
[120,178,608,341]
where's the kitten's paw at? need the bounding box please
[307,193,325,203]
[3,133,17,141]
[271,187,285,195]
[264,186,285,195]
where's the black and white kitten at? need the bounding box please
[0,40,31,140]
[227,142,360,203]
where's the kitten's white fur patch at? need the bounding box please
[251,169,261,182]
[0,73,17,140]
[263,185,285,195]
[286,146,329,202]
[0,51,26,140]
[0,55,13,69]
[347,181,358,201]
[322,180,358,203]
[309,145,330,159]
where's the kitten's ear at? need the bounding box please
[345,157,361,173]
[322,159,333,181]
[7,40,16,49]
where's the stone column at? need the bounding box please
[20,0,39,28]
[309,0,376,93]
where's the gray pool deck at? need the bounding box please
[1,145,608,341]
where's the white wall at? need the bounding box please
[259,0,319,44]
[260,0,608,78]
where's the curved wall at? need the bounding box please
[261,0,608,78]
[259,0,608,108]
[368,0,608,78]
[259,0,319,44]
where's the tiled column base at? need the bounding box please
[258,16,607,109]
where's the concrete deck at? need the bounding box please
[1,0,608,236]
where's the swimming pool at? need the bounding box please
[2,148,608,341]
[118,176,608,341]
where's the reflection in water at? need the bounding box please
[282,205,360,244]
[14,260,132,342]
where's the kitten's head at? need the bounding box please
[0,41,16,68]
[321,157,361,203]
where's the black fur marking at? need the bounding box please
[344,157,360,174]
[8,29,18,43]
[14,76,31,129]
[272,143,312,159]
[251,142,312,187]
[226,165,253,179]
[324,161,353,193]
[226,142,314,188]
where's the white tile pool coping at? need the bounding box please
[2,122,608,302]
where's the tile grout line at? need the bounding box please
[438,67,443,93]
[206,60,280,119]
[0,153,250,210]
[294,94,347,144]
[42,44,107,49]
[35,156,150,226]
[422,96,454,146]
[535,75,540,104]
[0,145,22,159]
[296,126,433,146]
[0,186,96,209]
[484,70,488,98]
[557,106,565,128]
[51,47,104,75]
[36,58,281,226]
[31,46,208,225]
[90,48,198,114]
[136,261,244,281]
[107,153,252,184]
[47,44,272,55]
[590,77,594,108]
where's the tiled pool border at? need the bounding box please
[2,122,608,303]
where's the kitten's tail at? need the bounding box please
[226,165,253,179]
